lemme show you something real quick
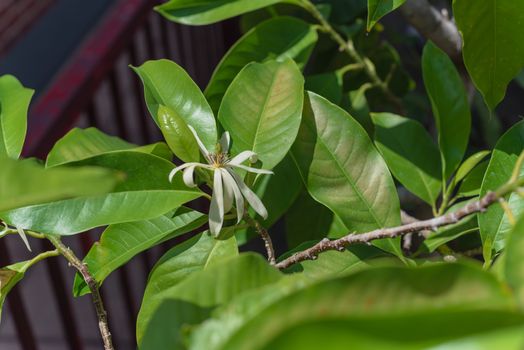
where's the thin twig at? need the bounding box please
[244,214,276,265]
[46,235,114,350]
[277,175,523,269]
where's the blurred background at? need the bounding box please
[0,0,238,348]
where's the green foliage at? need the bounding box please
[367,0,406,31]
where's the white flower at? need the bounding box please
[169,126,273,235]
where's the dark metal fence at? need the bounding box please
[0,0,237,348]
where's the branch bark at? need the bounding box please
[46,235,114,350]
[244,214,276,265]
[400,0,462,60]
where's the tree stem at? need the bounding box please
[244,214,276,265]
[46,235,114,350]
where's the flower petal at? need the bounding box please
[17,227,31,252]
[229,151,258,165]
[228,169,268,220]
[222,169,245,222]
[219,131,230,153]
[168,162,203,182]
[209,170,224,235]
[188,125,211,161]
[220,168,234,214]
[229,164,273,175]
[182,165,198,188]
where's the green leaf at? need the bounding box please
[423,214,478,253]
[372,112,442,206]
[454,0,524,109]
[46,127,172,167]
[458,160,489,198]
[73,209,207,297]
[155,0,302,25]
[211,263,515,350]
[1,152,202,234]
[304,72,343,105]
[422,41,471,179]
[504,215,524,306]
[479,120,524,260]
[0,157,119,212]
[0,75,33,159]
[219,59,304,170]
[157,105,199,162]
[455,150,491,185]
[206,16,317,112]
[291,92,401,255]
[133,59,217,151]
[367,0,406,31]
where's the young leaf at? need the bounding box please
[133,59,217,151]
[291,92,402,256]
[206,16,318,112]
[0,75,34,159]
[454,0,524,109]
[504,215,524,306]
[219,59,304,170]
[46,127,172,167]
[72,209,207,297]
[422,41,471,180]
[367,0,406,31]
[372,112,442,206]
[0,158,119,212]
[479,120,524,261]
[157,105,200,162]
[0,152,202,235]
[155,0,303,25]
[136,233,239,343]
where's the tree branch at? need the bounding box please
[400,0,462,60]
[46,235,114,350]
[244,214,276,265]
[276,175,523,270]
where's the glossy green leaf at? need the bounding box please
[372,112,441,206]
[1,152,202,234]
[504,216,524,306]
[219,59,304,170]
[291,92,401,255]
[479,120,524,261]
[0,75,33,159]
[212,263,514,350]
[73,209,207,297]
[157,105,199,162]
[367,0,406,31]
[455,150,491,184]
[133,59,217,151]
[155,0,302,25]
[454,0,524,109]
[206,17,317,112]
[0,158,119,212]
[458,160,489,198]
[422,41,471,179]
[46,127,172,167]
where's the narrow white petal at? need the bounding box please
[219,131,230,153]
[229,151,258,165]
[182,165,198,188]
[220,169,234,214]
[168,162,202,182]
[17,227,31,252]
[228,170,268,219]
[230,164,273,175]
[209,170,224,235]
[222,169,245,222]
[188,125,211,161]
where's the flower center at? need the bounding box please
[209,152,229,168]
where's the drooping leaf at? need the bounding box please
[133,59,217,151]
[155,0,303,25]
[219,59,304,170]
[367,0,406,31]
[157,105,199,162]
[454,0,524,109]
[479,120,524,261]
[1,152,202,235]
[422,41,471,179]
[504,215,524,307]
[73,209,207,297]
[45,127,172,167]
[0,157,119,212]
[0,75,33,159]
[372,112,442,206]
[206,17,317,112]
[291,92,401,255]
